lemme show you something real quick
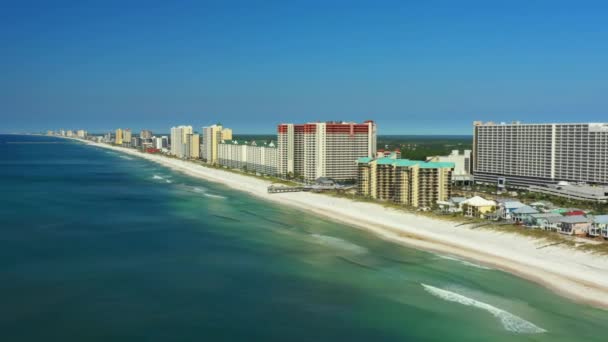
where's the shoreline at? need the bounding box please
[76,139,608,310]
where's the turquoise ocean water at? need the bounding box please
[1,134,607,341]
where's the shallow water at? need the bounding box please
[1,135,607,341]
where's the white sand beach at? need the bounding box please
[82,140,608,309]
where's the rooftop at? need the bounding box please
[559,216,591,224]
[529,213,563,219]
[461,196,496,207]
[513,206,539,215]
[359,157,455,169]
[220,140,276,148]
[591,215,608,224]
[499,201,526,209]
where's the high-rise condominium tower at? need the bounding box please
[277,121,377,182]
[170,125,193,158]
[186,133,200,159]
[140,130,153,139]
[115,128,123,145]
[473,121,608,187]
[203,124,232,164]
[123,129,132,147]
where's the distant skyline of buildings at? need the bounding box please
[46,118,608,205]
[23,116,608,139]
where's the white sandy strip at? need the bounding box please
[81,140,608,309]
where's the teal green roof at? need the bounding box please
[419,162,456,168]
[394,159,419,167]
[376,157,396,165]
[357,157,373,163]
[358,157,454,169]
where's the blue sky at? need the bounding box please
[1,0,607,134]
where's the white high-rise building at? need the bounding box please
[473,121,608,187]
[170,125,193,158]
[154,136,169,150]
[218,140,278,175]
[427,150,473,185]
[277,121,377,182]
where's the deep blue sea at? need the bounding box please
[1,135,607,341]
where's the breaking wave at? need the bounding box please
[437,255,493,270]
[204,193,226,199]
[180,185,224,199]
[421,284,546,334]
[152,174,172,183]
[311,234,368,254]
[119,155,133,160]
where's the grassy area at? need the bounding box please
[186,159,299,186]
[378,135,472,160]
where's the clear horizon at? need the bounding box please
[2,1,608,134]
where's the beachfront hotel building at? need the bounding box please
[186,133,200,159]
[357,155,454,208]
[202,124,232,164]
[473,121,608,188]
[140,130,153,140]
[123,129,132,147]
[115,128,123,145]
[277,121,377,182]
[427,150,473,185]
[154,136,169,150]
[170,125,193,158]
[218,140,278,175]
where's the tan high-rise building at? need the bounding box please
[357,155,454,208]
[221,128,232,140]
[123,129,132,146]
[203,124,232,164]
[277,121,377,182]
[140,130,153,139]
[115,129,123,145]
[186,133,200,159]
[170,125,193,158]
[77,130,87,138]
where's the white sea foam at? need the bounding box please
[152,175,164,180]
[119,155,134,160]
[437,255,493,270]
[204,193,226,199]
[421,284,546,334]
[311,234,368,254]
[165,179,172,183]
